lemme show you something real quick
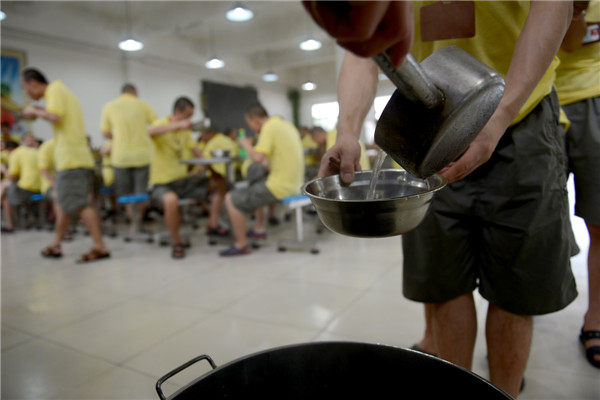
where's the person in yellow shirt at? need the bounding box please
[20,68,109,263]
[220,102,304,256]
[100,84,157,233]
[148,97,225,259]
[2,133,40,232]
[202,126,238,236]
[0,140,18,216]
[306,2,575,397]
[301,126,320,180]
[37,136,62,231]
[556,0,600,369]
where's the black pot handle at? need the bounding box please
[155,355,217,400]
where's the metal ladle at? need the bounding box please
[373,46,505,178]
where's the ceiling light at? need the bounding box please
[119,38,143,52]
[226,3,253,22]
[0,11,6,21]
[302,81,317,91]
[299,38,322,51]
[205,57,225,69]
[262,71,278,82]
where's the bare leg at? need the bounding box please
[2,198,14,230]
[163,192,182,245]
[78,206,108,253]
[486,304,532,398]
[415,303,437,355]
[253,206,266,233]
[207,176,226,230]
[49,208,72,248]
[225,192,248,248]
[583,222,600,364]
[432,292,477,370]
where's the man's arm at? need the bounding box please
[148,119,191,137]
[440,1,573,182]
[238,137,266,164]
[20,105,61,124]
[40,169,55,187]
[318,51,378,184]
[561,1,589,52]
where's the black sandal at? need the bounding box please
[41,245,63,258]
[580,327,600,368]
[172,243,186,259]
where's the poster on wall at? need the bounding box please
[1,48,28,138]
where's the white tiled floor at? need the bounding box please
[2,192,599,399]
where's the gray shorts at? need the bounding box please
[113,165,149,197]
[563,96,600,226]
[402,91,577,315]
[230,178,277,215]
[7,183,36,206]
[151,176,209,207]
[56,168,94,214]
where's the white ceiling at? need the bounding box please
[0,1,340,93]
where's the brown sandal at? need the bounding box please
[76,248,110,264]
[41,245,63,258]
[172,243,186,259]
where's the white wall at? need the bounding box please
[2,35,304,147]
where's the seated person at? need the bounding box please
[202,126,238,236]
[2,133,41,232]
[220,102,304,256]
[148,97,226,259]
[302,126,321,180]
[98,140,118,218]
[0,140,19,209]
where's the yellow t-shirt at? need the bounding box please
[37,138,56,195]
[100,140,114,187]
[556,1,600,105]
[149,116,197,185]
[203,133,239,177]
[302,133,320,167]
[44,80,94,171]
[254,116,304,199]
[9,146,41,192]
[326,129,371,171]
[412,1,557,125]
[99,93,157,168]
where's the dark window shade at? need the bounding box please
[201,80,258,136]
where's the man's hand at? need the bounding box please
[438,109,511,183]
[302,1,413,67]
[238,136,254,151]
[317,133,361,185]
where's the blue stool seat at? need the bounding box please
[277,194,318,254]
[100,187,114,196]
[117,193,149,204]
[29,193,45,201]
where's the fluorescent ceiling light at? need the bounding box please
[262,71,278,82]
[299,38,322,51]
[119,38,143,52]
[226,4,253,22]
[0,11,6,21]
[205,57,225,69]
[302,81,317,91]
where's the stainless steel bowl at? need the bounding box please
[302,169,446,238]
[211,150,231,158]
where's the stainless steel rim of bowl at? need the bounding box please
[302,169,447,203]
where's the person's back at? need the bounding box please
[100,88,157,168]
[255,116,304,199]
[9,144,41,193]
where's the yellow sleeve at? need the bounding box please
[8,149,20,176]
[45,83,66,118]
[254,128,273,156]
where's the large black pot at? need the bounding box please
[156,342,512,399]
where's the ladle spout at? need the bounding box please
[373,52,444,110]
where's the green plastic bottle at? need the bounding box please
[238,128,247,158]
